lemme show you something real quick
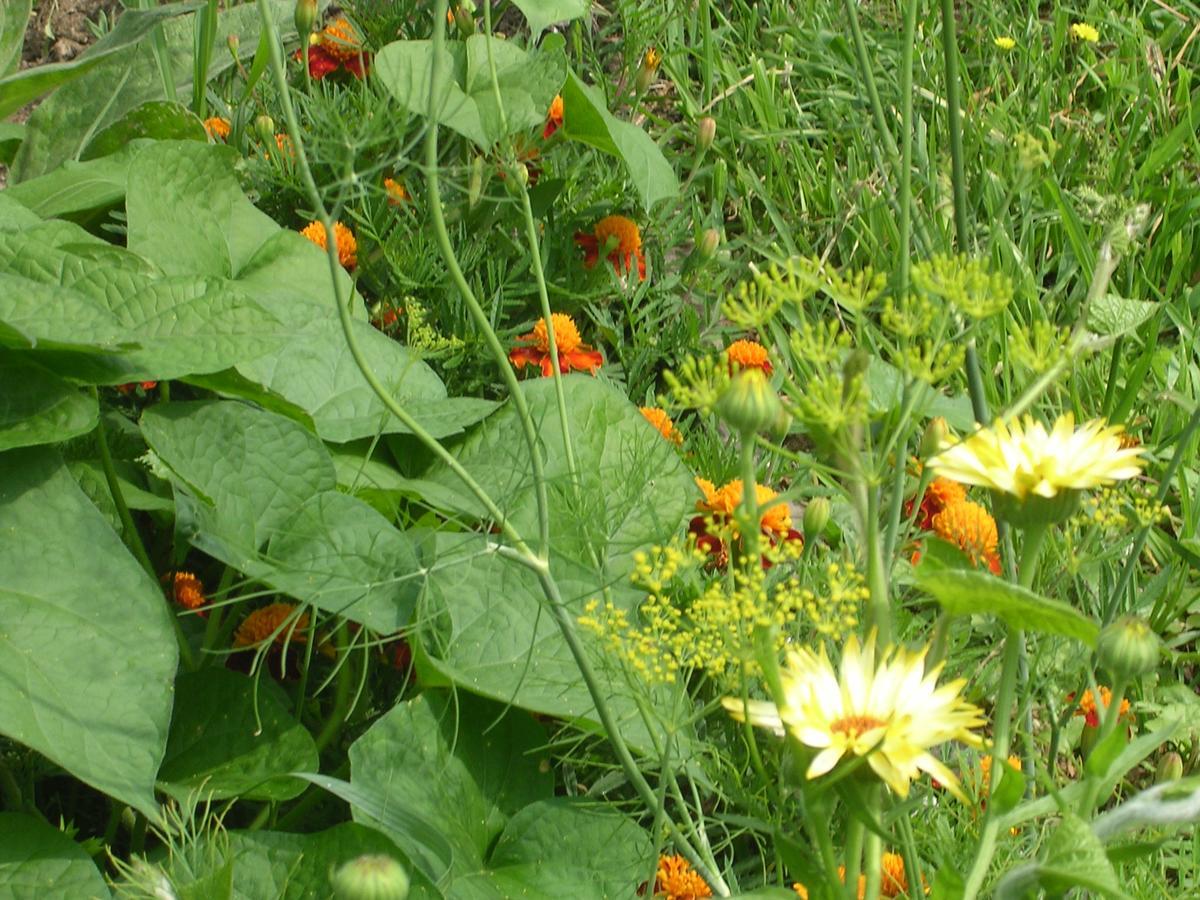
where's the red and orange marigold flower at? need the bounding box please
[640,406,683,445]
[1070,686,1132,728]
[932,500,1001,574]
[543,94,564,138]
[172,572,207,612]
[296,17,370,80]
[793,851,912,899]
[203,116,231,141]
[653,854,711,899]
[300,220,357,270]
[690,477,802,566]
[234,603,310,648]
[575,215,646,281]
[383,177,408,206]
[914,475,968,529]
[509,313,603,376]
[724,339,773,375]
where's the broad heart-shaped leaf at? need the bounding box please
[0,813,111,899]
[140,401,337,568]
[915,565,1099,646]
[0,1,205,120]
[4,140,152,219]
[996,813,1131,900]
[1093,776,1200,842]
[0,194,40,231]
[0,356,97,451]
[0,449,176,819]
[416,376,695,750]
[234,317,449,444]
[560,72,679,212]
[1087,294,1159,338]
[374,36,565,148]
[82,100,207,161]
[10,0,294,182]
[158,669,317,802]
[246,491,421,633]
[350,691,553,880]
[509,0,589,35]
[225,824,440,900]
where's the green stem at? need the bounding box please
[1079,678,1128,814]
[897,0,918,295]
[843,816,865,900]
[939,0,970,251]
[738,436,761,562]
[864,483,891,647]
[314,624,354,753]
[862,786,883,900]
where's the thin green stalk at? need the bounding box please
[843,816,865,900]
[193,0,219,115]
[313,624,354,753]
[939,0,969,250]
[862,787,883,900]
[200,565,236,661]
[863,483,891,646]
[897,0,918,295]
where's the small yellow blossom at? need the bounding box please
[993,36,1016,51]
[1070,22,1100,43]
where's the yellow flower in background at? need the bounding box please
[993,36,1016,51]
[928,415,1144,501]
[1070,22,1100,43]
[723,632,985,800]
[203,116,231,140]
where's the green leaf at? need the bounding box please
[375,37,565,148]
[509,0,589,36]
[140,401,337,568]
[1038,813,1130,898]
[0,1,205,120]
[157,669,317,802]
[991,762,1026,815]
[0,449,176,819]
[1087,294,1159,338]
[915,566,1099,646]
[4,141,151,219]
[350,692,554,877]
[417,376,695,751]
[1084,723,1129,781]
[560,72,679,211]
[0,0,31,78]
[225,824,441,900]
[1093,776,1200,842]
[0,193,40,231]
[82,101,207,161]
[0,356,98,451]
[0,813,111,899]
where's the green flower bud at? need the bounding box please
[331,855,410,900]
[991,489,1081,529]
[919,417,948,461]
[1156,751,1184,783]
[294,0,317,36]
[696,116,716,151]
[227,33,241,59]
[803,497,831,541]
[697,228,720,261]
[467,155,484,208]
[1097,614,1160,680]
[254,115,276,146]
[716,369,782,436]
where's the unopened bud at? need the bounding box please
[634,47,661,95]
[919,417,949,461]
[468,155,484,208]
[716,369,782,436]
[454,3,476,37]
[696,116,716,151]
[711,158,727,211]
[294,0,317,36]
[331,855,410,900]
[697,228,720,261]
[254,115,275,145]
[803,497,831,541]
[1156,751,1184,783]
[1097,615,1160,680]
[227,34,241,58]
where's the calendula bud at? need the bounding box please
[1156,751,1184,783]
[331,855,410,900]
[919,417,948,461]
[634,47,661,94]
[294,0,317,36]
[803,497,831,541]
[254,115,275,145]
[227,33,241,58]
[716,369,782,436]
[454,3,476,37]
[696,116,716,151]
[697,228,720,260]
[468,155,484,208]
[1097,615,1160,680]
[711,158,727,211]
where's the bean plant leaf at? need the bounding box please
[225,824,440,900]
[157,669,317,802]
[0,1,205,120]
[0,449,176,819]
[0,356,97,451]
[4,141,152,219]
[996,813,1131,900]
[375,36,565,148]
[560,72,679,211]
[1093,777,1200,842]
[0,813,111,899]
[82,101,207,161]
[915,565,1099,646]
[509,0,590,36]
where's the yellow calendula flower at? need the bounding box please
[993,36,1016,51]
[723,632,985,800]
[928,414,1144,503]
[1070,22,1100,43]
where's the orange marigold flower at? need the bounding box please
[543,93,564,138]
[641,406,682,445]
[575,215,646,281]
[509,313,603,376]
[172,572,207,611]
[319,17,360,61]
[234,603,309,648]
[383,177,408,206]
[116,381,158,394]
[295,17,369,79]
[654,854,711,899]
[916,476,968,529]
[932,500,1001,574]
[1071,686,1132,728]
[724,339,773,375]
[795,852,911,900]
[695,477,792,536]
[979,753,1021,784]
[203,116,231,141]
[300,220,357,270]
